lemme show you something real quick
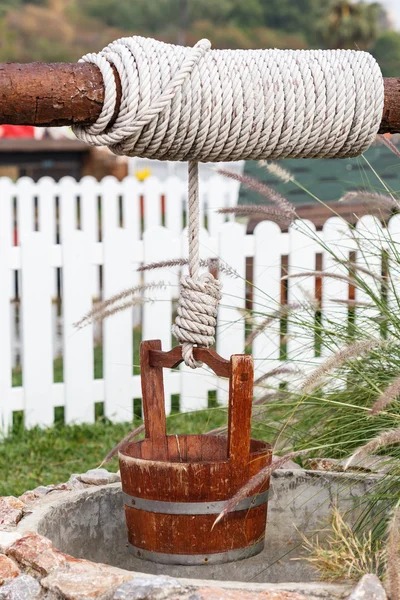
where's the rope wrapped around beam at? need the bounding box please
[72,36,384,367]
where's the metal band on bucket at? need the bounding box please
[129,540,265,565]
[123,490,269,515]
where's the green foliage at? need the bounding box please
[80,0,181,34]
[0,0,389,62]
[0,408,227,497]
[371,31,400,77]
[314,0,382,49]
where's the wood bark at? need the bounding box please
[0,61,399,133]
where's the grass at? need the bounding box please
[0,406,228,497]
[300,507,385,581]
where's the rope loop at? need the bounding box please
[172,273,222,369]
[72,36,384,161]
[72,35,384,367]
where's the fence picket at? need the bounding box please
[322,217,354,355]
[79,176,100,298]
[62,230,94,424]
[207,174,228,237]
[217,221,246,403]
[252,220,282,381]
[142,177,162,231]
[20,232,53,427]
[121,176,141,241]
[387,215,400,337]
[101,176,120,239]
[164,175,184,235]
[286,220,318,372]
[355,216,383,336]
[0,178,13,430]
[103,228,134,422]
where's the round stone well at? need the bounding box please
[17,468,378,596]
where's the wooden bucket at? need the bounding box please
[119,340,272,565]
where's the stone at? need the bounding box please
[272,457,302,470]
[113,576,184,599]
[0,555,19,585]
[65,475,88,491]
[41,559,132,599]
[78,469,121,486]
[7,533,67,576]
[347,574,387,600]
[0,498,24,531]
[33,486,55,496]
[0,574,42,599]
[191,589,309,600]
[18,490,41,505]
[0,533,22,554]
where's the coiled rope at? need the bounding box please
[73,36,384,367]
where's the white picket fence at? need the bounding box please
[1,173,399,430]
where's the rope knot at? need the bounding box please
[172,272,222,368]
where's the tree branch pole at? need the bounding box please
[0,61,399,134]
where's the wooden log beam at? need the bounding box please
[0,61,399,134]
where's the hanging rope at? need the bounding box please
[72,36,384,367]
[171,162,222,368]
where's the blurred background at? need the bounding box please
[0,0,399,212]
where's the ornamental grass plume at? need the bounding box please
[217,205,294,228]
[216,168,297,224]
[335,260,385,282]
[301,338,382,393]
[254,366,299,386]
[74,282,165,328]
[340,190,400,211]
[386,504,400,600]
[213,450,310,527]
[137,258,239,278]
[370,374,400,416]
[344,427,400,470]
[330,299,374,308]
[259,160,294,184]
[282,270,355,286]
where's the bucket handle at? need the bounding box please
[142,341,254,469]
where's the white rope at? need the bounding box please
[171,161,222,368]
[72,36,384,367]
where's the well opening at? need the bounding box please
[34,469,378,584]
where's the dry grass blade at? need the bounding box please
[74,282,165,328]
[259,160,294,183]
[282,271,354,286]
[252,391,286,406]
[344,427,400,469]
[380,134,400,160]
[301,338,381,393]
[386,503,400,600]
[245,303,300,347]
[100,424,145,466]
[216,168,296,223]
[254,366,299,386]
[205,425,228,436]
[370,374,400,416]
[213,450,309,528]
